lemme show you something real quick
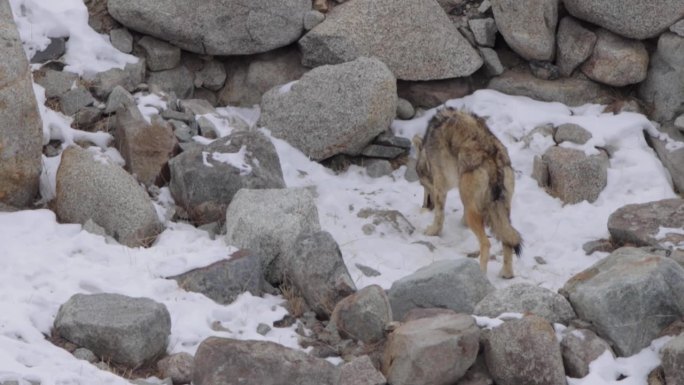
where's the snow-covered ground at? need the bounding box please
[1,1,679,384]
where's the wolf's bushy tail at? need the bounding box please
[487,196,523,257]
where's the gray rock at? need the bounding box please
[676,115,684,129]
[662,334,684,385]
[647,123,684,193]
[179,99,216,115]
[396,98,415,120]
[73,347,98,363]
[82,218,108,238]
[469,18,497,47]
[196,116,217,139]
[280,231,356,318]
[73,106,103,131]
[33,68,79,98]
[563,0,684,40]
[148,66,194,99]
[108,0,311,55]
[55,146,162,247]
[171,250,271,305]
[672,19,684,37]
[404,158,419,183]
[529,60,560,80]
[30,37,66,63]
[361,145,405,160]
[479,47,505,76]
[474,283,576,325]
[556,17,597,77]
[491,0,558,61]
[582,239,614,255]
[382,313,480,385]
[0,0,43,208]
[161,109,194,124]
[259,57,397,161]
[115,105,177,187]
[560,328,615,378]
[257,323,271,336]
[331,285,392,344]
[54,293,170,368]
[560,247,684,356]
[158,352,193,385]
[581,29,649,87]
[90,60,146,99]
[218,47,308,107]
[193,337,337,385]
[224,188,321,282]
[59,86,95,116]
[554,123,592,145]
[397,77,473,109]
[195,60,226,91]
[537,146,608,204]
[299,0,482,81]
[105,85,136,113]
[337,355,386,385]
[483,315,565,385]
[355,263,381,277]
[488,69,611,107]
[639,33,684,123]
[364,159,393,179]
[170,120,196,142]
[110,28,133,53]
[388,259,494,321]
[374,132,412,149]
[607,199,684,248]
[304,10,326,31]
[137,36,181,71]
[357,208,415,236]
[170,131,285,225]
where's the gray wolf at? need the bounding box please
[412,108,522,278]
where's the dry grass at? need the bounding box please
[280,279,307,318]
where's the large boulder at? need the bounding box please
[298,0,482,81]
[556,16,597,77]
[580,29,649,87]
[483,315,566,385]
[560,247,684,356]
[54,146,162,247]
[639,33,684,122]
[560,328,615,378]
[563,0,684,40]
[337,356,387,385]
[382,313,480,385]
[491,0,558,61]
[534,146,608,204]
[54,293,170,368]
[258,57,397,161]
[331,284,392,344]
[107,0,311,55]
[0,1,43,208]
[474,283,576,325]
[662,334,684,385]
[169,131,285,225]
[607,199,684,248]
[646,122,684,194]
[193,337,337,385]
[224,188,321,281]
[387,259,494,321]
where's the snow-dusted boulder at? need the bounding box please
[0,0,43,208]
[560,328,615,378]
[259,57,397,161]
[491,0,558,61]
[298,0,482,80]
[107,0,311,55]
[607,199,684,248]
[169,131,285,225]
[474,283,576,325]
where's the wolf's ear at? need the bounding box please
[412,135,423,151]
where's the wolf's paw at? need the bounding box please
[499,269,514,279]
[424,225,441,236]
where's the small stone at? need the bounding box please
[365,159,393,178]
[361,145,406,159]
[362,223,376,235]
[257,323,272,336]
[396,98,416,120]
[59,86,96,116]
[355,263,381,277]
[110,28,133,54]
[674,114,684,129]
[304,10,326,31]
[554,123,592,145]
[73,347,98,363]
[582,239,614,255]
[670,19,684,37]
[469,18,497,47]
[480,47,504,76]
[534,256,547,265]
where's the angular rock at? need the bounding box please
[179,99,216,115]
[383,313,480,385]
[491,0,558,61]
[224,188,320,281]
[170,131,285,224]
[397,78,474,109]
[331,285,392,344]
[469,18,497,47]
[105,85,136,114]
[193,337,337,385]
[365,159,393,179]
[54,293,170,368]
[157,352,194,385]
[304,10,325,31]
[561,247,684,356]
[480,47,504,77]
[387,259,494,321]
[195,60,226,91]
[280,231,356,318]
[361,145,405,159]
[488,69,611,107]
[483,315,565,385]
[560,328,615,378]
[218,47,308,107]
[148,66,194,99]
[259,57,397,161]
[108,0,311,55]
[607,199,684,248]
[662,334,684,385]
[672,20,684,37]
[55,146,162,247]
[556,17,597,77]
[89,60,146,99]
[337,355,387,385]
[30,37,66,63]
[137,36,181,71]
[0,0,43,208]
[357,208,415,236]
[33,68,79,98]
[646,123,684,194]
[59,86,95,116]
[110,28,133,54]
[537,146,608,204]
[581,29,648,87]
[170,250,271,305]
[563,0,684,40]
[554,123,592,145]
[115,105,177,187]
[474,283,576,325]
[299,0,482,80]
[639,33,684,122]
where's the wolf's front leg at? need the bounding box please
[424,189,446,236]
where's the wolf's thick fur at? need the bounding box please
[413,108,522,278]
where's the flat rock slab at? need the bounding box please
[608,198,684,248]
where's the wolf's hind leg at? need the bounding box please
[500,245,514,279]
[465,208,490,275]
[424,189,446,236]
